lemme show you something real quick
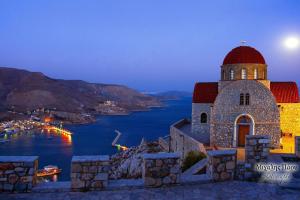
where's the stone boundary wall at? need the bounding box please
[207,149,237,182]
[0,156,38,192]
[71,155,110,191]
[236,135,270,180]
[142,153,181,187]
[170,119,206,159]
[245,135,270,166]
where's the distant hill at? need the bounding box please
[0,67,161,123]
[151,90,192,100]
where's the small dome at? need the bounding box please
[223,46,266,65]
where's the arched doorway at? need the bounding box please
[233,114,255,147]
[237,116,251,146]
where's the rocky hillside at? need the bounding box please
[110,140,164,179]
[0,67,161,122]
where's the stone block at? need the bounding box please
[226,161,235,170]
[8,174,18,184]
[3,183,13,191]
[71,163,82,173]
[15,167,24,172]
[145,177,156,186]
[5,170,14,175]
[71,179,85,189]
[28,168,34,175]
[217,163,225,172]
[170,165,181,174]
[81,173,94,181]
[20,176,33,183]
[156,159,163,167]
[91,181,103,188]
[15,183,27,192]
[258,139,270,144]
[0,177,7,182]
[95,173,108,181]
[162,176,171,184]
[89,166,97,173]
[220,172,230,180]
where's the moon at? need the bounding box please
[284,36,300,50]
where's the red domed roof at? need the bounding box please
[223,46,266,65]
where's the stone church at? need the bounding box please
[192,46,300,149]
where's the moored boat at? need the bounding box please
[37,165,62,177]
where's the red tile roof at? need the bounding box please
[193,82,218,103]
[223,46,266,65]
[193,81,299,104]
[270,82,299,103]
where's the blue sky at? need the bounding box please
[0,0,299,92]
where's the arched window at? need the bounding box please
[254,68,258,79]
[230,69,234,80]
[240,93,244,105]
[241,68,247,79]
[222,70,226,80]
[200,113,207,123]
[245,93,250,105]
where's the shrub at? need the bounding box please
[182,151,206,171]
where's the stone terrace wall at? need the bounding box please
[170,119,206,159]
[71,155,110,191]
[0,156,38,192]
[207,149,237,182]
[142,153,181,187]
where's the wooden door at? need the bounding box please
[238,125,250,147]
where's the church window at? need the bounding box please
[245,93,250,105]
[254,68,258,79]
[222,70,226,80]
[200,113,207,123]
[241,68,247,79]
[240,93,244,105]
[230,69,234,80]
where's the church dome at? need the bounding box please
[223,46,266,65]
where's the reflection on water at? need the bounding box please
[37,174,59,183]
[0,98,191,181]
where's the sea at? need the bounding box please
[0,97,191,181]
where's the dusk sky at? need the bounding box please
[0,0,299,92]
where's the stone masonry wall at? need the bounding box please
[278,103,300,137]
[142,153,181,187]
[235,135,270,180]
[170,119,206,159]
[191,103,211,144]
[221,64,267,81]
[245,135,270,166]
[0,156,38,193]
[211,80,280,148]
[207,149,237,182]
[71,155,110,191]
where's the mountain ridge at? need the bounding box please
[0,67,161,123]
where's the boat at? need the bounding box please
[37,165,62,177]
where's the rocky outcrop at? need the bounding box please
[109,140,164,179]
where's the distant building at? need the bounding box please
[191,46,300,149]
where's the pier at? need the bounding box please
[112,130,128,151]
[44,125,72,136]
